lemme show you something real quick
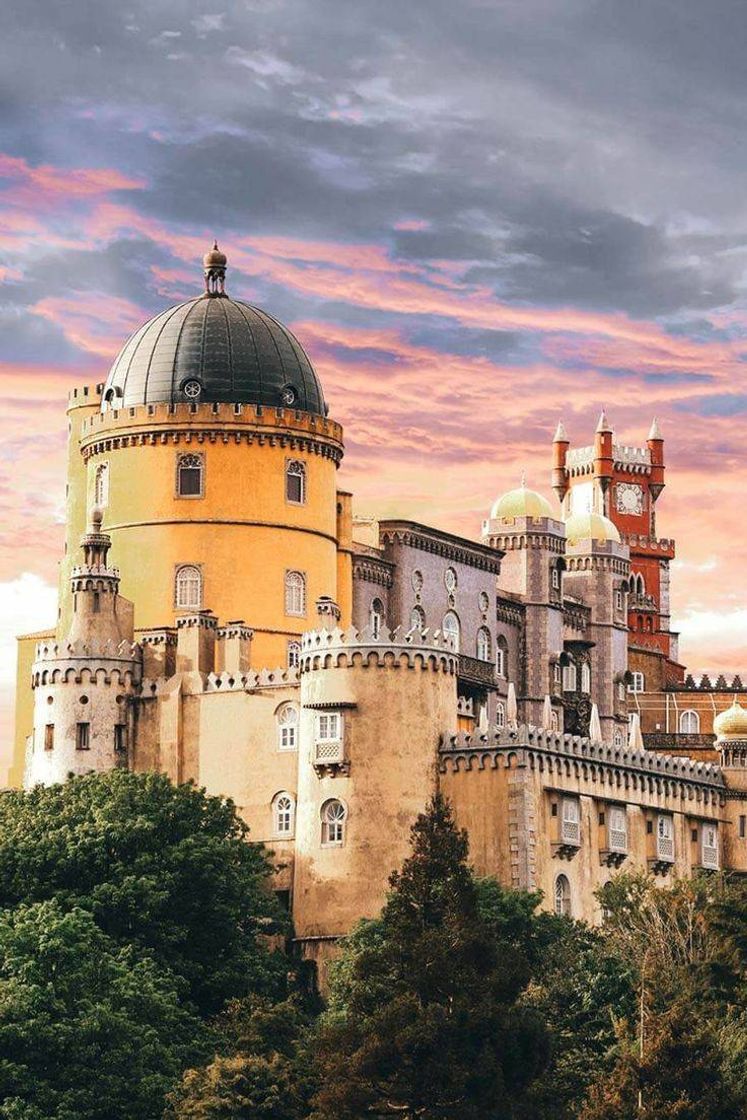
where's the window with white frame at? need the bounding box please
[317,711,341,743]
[629,671,645,693]
[701,823,719,869]
[553,662,562,688]
[476,626,491,662]
[495,701,506,729]
[370,598,384,638]
[409,604,426,632]
[175,565,202,609]
[442,611,460,652]
[286,460,306,504]
[273,792,295,837]
[615,588,624,612]
[560,797,580,845]
[276,704,298,751]
[554,874,571,917]
[608,805,628,852]
[321,799,346,846]
[656,814,674,861]
[76,722,90,751]
[679,709,700,734]
[285,571,306,617]
[287,641,301,669]
[581,662,591,694]
[496,636,508,679]
[94,462,109,507]
[613,728,624,748]
[177,453,203,497]
[562,661,577,692]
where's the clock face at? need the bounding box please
[616,483,643,515]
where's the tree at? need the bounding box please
[309,794,548,1120]
[0,772,286,1015]
[0,900,207,1120]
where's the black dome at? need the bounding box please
[102,295,326,415]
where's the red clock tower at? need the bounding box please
[552,412,684,690]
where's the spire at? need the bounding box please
[648,416,663,440]
[79,506,113,570]
[203,241,228,296]
[553,419,568,443]
[520,469,526,488]
[596,408,613,434]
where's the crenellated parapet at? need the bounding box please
[34,637,140,663]
[205,667,299,692]
[300,624,458,674]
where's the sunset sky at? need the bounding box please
[3,1,747,756]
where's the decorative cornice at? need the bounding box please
[352,554,395,588]
[378,520,503,573]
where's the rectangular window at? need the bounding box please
[93,592,100,614]
[285,460,306,504]
[560,797,580,845]
[76,723,90,751]
[317,713,341,741]
[114,725,126,753]
[608,805,628,853]
[701,824,719,870]
[314,712,344,766]
[740,815,746,839]
[656,814,674,861]
[177,454,203,497]
[615,589,623,611]
[44,724,54,751]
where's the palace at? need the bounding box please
[13,246,747,983]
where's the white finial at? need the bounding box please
[596,408,612,433]
[627,711,643,751]
[542,694,553,730]
[520,470,526,488]
[553,419,568,442]
[648,416,663,440]
[589,702,602,742]
[506,681,518,729]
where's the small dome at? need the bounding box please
[565,511,621,545]
[490,485,555,521]
[714,700,747,741]
[203,240,227,268]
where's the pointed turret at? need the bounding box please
[596,408,613,433]
[552,418,570,503]
[593,409,614,512]
[647,416,665,501]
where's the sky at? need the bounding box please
[2,0,747,758]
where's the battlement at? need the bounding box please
[439,724,725,793]
[34,638,140,663]
[77,399,344,464]
[67,383,104,408]
[205,666,298,692]
[679,673,746,692]
[622,533,675,555]
[566,443,651,471]
[301,624,458,672]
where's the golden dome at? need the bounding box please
[714,700,747,741]
[565,511,621,546]
[203,240,227,268]
[490,485,555,522]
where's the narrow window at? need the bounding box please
[370,598,384,639]
[93,592,100,614]
[76,722,90,751]
[554,874,571,917]
[560,797,580,844]
[94,462,109,507]
[495,701,506,729]
[409,604,426,632]
[175,565,202,610]
[615,589,624,611]
[608,805,628,852]
[563,661,577,692]
[44,724,54,751]
[317,712,341,742]
[679,709,700,734]
[114,725,126,753]
[321,799,347,846]
[580,662,591,694]
[285,571,306,617]
[274,793,295,837]
[476,627,491,662]
[496,636,508,679]
[286,460,306,504]
[740,815,746,839]
[177,453,203,497]
[702,824,719,870]
[656,814,674,860]
[277,704,298,751]
[287,641,301,669]
[442,611,460,653]
[551,566,560,590]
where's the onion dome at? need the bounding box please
[565,511,621,545]
[101,246,326,415]
[490,483,555,521]
[714,700,747,741]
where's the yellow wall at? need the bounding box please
[59,385,105,636]
[10,630,54,788]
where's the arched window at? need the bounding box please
[442,611,460,652]
[613,728,624,748]
[276,704,298,751]
[562,661,577,692]
[554,874,571,918]
[495,701,506,729]
[321,799,347,847]
[286,459,306,504]
[273,792,295,837]
[285,571,306,617]
[629,671,645,693]
[550,710,560,731]
[581,662,591,694]
[287,641,301,669]
[370,598,384,639]
[496,635,508,679]
[679,709,700,734]
[177,453,203,497]
[94,462,109,507]
[175,565,202,609]
[476,627,491,662]
[409,604,426,632]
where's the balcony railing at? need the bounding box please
[457,654,497,689]
[608,824,628,853]
[314,739,344,766]
[656,832,674,862]
[701,839,719,870]
[560,816,580,845]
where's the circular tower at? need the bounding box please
[58,248,345,669]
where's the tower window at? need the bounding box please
[370,598,384,639]
[496,635,508,679]
[442,611,460,652]
[285,571,306,617]
[76,723,90,751]
[409,604,426,632]
[554,874,571,918]
[175,565,202,610]
[286,460,306,504]
[551,565,561,591]
[93,592,100,614]
[476,627,491,662]
[176,453,204,498]
[321,799,347,847]
[114,725,126,753]
[287,640,301,669]
[679,709,700,734]
[93,462,109,508]
[276,704,298,751]
[44,724,54,751]
[495,701,506,729]
[273,793,295,837]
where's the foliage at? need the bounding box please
[0,900,207,1120]
[0,771,287,1015]
[309,794,548,1119]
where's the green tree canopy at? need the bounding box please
[0,772,286,1015]
[0,900,207,1120]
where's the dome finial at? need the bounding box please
[520,469,526,488]
[203,241,228,297]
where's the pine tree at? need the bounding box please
[310,794,547,1120]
